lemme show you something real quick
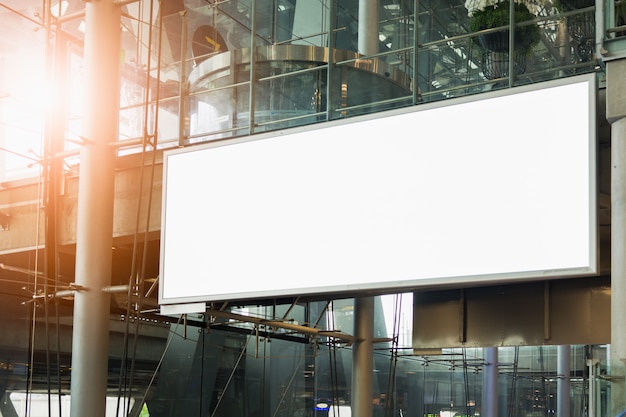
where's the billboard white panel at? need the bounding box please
[159,75,597,305]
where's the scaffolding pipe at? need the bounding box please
[206,308,359,343]
[69,0,120,416]
[358,0,379,55]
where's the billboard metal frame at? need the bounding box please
[159,74,598,307]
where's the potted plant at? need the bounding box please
[469,0,541,52]
[554,0,595,61]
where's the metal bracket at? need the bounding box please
[597,374,626,381]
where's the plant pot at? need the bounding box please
[567,12,595,40]
[478,31,510,52]
[559,0,594,11]
[481,49,528,79]
[477,29,537,53]
[567,11,595,61]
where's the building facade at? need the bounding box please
[0,0,623,416]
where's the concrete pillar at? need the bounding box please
[557,345,571,417]
[482,347,498,417]
[69,0,120,416]
[352,296,374,417]
[607,57,626,417]
[358,0,379,55]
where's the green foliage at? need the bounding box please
[139,403,150,417]
[469,0,541,49]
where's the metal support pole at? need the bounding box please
[607,58,626,417]
[248,0,258,134]
[352,296,374,417]
[325,0,335,122]
[557,345,571,417]
[178,10,187,145]
[588,358,599,417]
[595,0,605,61]
[358,0,379,55]
[69,0,120,416]
[508,0,515,87]
[413,0,420,104]
[482,347,498,417]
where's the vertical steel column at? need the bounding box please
[352,296,374,417]
[482,347,498,417]
[178,10,188,144]
[595,0,605,60]
[507,0,515,87]
[557,345,571,417]
[69,0,121,416]
[325,0,335,121]
[607,58,626,417]
[358,0,379,55]
[588,358,599,417]
[413,0,419,104]
[248,0,257,134]
[351,10,379,417]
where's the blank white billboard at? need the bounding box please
[159,75,597,306]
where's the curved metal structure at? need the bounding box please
[186,44,413,144]
[189,44,412,87]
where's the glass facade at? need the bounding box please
[0,0,605,176]
[0,0,617,416]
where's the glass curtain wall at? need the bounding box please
[80,300,610,417]
[0,0,606,416]
[161,0,600,146]
[0,0,601,177]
